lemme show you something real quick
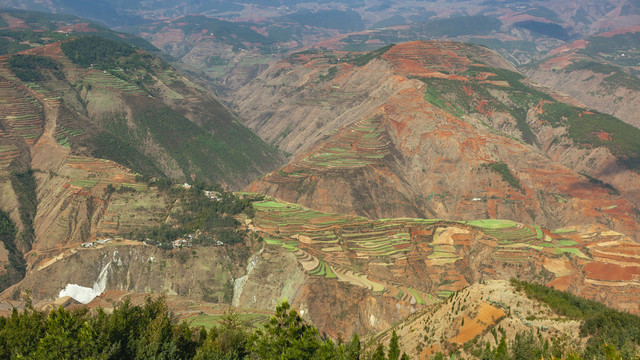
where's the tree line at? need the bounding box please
[0,298,408,360]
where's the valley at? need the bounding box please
[0,3,638,359]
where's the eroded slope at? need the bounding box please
[241,41,640,238]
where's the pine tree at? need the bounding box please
[495,335,508,360]
[388,330,400,360]
[371,343,385,360]
[345,333,360,360]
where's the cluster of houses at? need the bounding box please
[182,183,222,201]
[81,238,112,248]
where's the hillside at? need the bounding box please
[0,32,281,293]
[0,9,157,54]
[525,27,640,128]
[4,194,640,341]
[237,41,640,239]
[375,279,640,359]
[6,36,280,185]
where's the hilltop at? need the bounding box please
[375,279,640,359]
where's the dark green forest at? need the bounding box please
[61,36,136,69]
[130,183,257,248]
[8,54,63,82]
[0,298,395,360]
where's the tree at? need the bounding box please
[195,308,249,360]
[495,335,508,360]
[344,333,360,360]
[371,343,385,360]
[388,330,400,360]
[251,301,323,360]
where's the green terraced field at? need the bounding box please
[294,117,389,170]
[189,313,269,330]
[70,179,99,188]
[309,260,337,278]
[83,71,144,94]
[482,224,540,244]
[464,219,517,229]
[555,247,590,259]
[552,228,576,234]
[407,287,426,305]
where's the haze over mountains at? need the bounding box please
[0,1,639,359]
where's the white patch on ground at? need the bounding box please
[369,313,378,327]
[232,248,263,306]
[58,261,111,304]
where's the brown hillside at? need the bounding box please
[241,41,640,239]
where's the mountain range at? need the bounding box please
[0,3,638,359]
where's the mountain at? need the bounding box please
[7,1,639,92]
[0,8,157,52]
[236,41,640,240]
[0,4,638,359]
[0,21,282,293]
[129,15,315,91]
[0,28,281,185]
[524,26,640,129]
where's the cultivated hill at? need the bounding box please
[3,36,281,185]
[238,41,640,239]
[6,194,640,341]
[525,26,640,128]
[0,30,281,292]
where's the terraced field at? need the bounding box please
[0,144,18,169]
[0,59,44,147]
[65,157,144,193]
[251,196,640,315]
[263,116,390,186]
[81,70,145,95]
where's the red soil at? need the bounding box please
[597,25,640,38]
[584,262,640,281]
[547,275,572,291]
[3,15,28,29]
[450,302,506,344]
[549,40,588,56]
[594,131,613,141]
[541,55,578,70]
[382,41,478,80]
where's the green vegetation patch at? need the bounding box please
[464,219,517,229]
[552,228,576,235]
[407,287,426,305]
[0,209,24,291]
[540,102,640,169]
[8,54,62,82]
[189,313,269,330]
[485,162,523,192]
[349,43,394,67]
[70,179,99,188]
[512,279,640,359]
[131,185,256,248]
[423,85,464,117]
[61,36,136,69]
[555,247,589,259]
